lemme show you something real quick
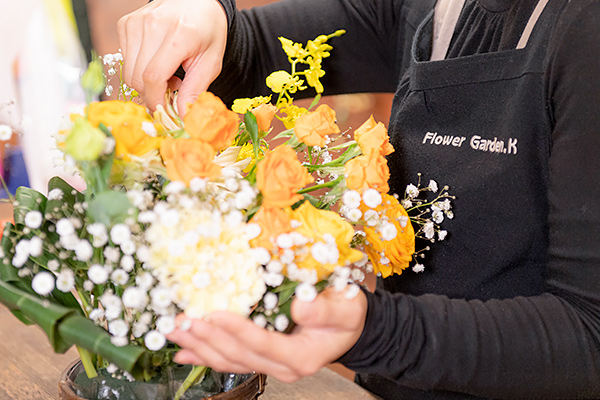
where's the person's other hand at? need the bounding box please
[117,0,228,113]
[167,287,368,383]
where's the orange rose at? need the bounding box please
[252,103,278,132]
[87,101,162,159]
[361,194,415,278]
[160,138,221,185]
[354,116,394,156]
[294,104,340,146]
[256,145,313,208]
[184,92,240,152]
[344,150,390,193]
[249,206,293,250]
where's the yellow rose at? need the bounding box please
[344,150,390,193]
[86,101,162,159]
[288,201,363,280]
[249,206,293,250]
[252,103,278,132]
[184,92,240,152]
[354,116,394,156]
[294,104,340,147]
[256,145,313,208]
[160,138,221,185]
[362,194,415,278]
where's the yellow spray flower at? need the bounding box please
[279,37,307,59]
[278,100,308,129]
[266,71,305,94]
[231,95,272,114]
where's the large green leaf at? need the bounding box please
[58,315,149,377]
[87,191,133,226]
[0,280,148,376]
[13,187,47,225]
[0,280,75,352]
[45,176,84,220]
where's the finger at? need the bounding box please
[117,15,128,58]
[176,53,223,116]
[142,31,200,111]
[121,14,145,90]
[173,349,206,366]
[170,318,299,379]
[206,312,322,374]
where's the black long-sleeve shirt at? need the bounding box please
[210,0,600,398]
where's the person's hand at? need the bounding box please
[166,287,368,383]
[117,0,228,113]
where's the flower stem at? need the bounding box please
[174,366,209,400]
[77,346,98,378]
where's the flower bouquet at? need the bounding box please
[0,31,452,400]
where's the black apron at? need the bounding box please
[358,0,568,398]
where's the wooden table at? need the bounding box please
[0,306,379,399]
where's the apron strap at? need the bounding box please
[516,0,550,49]
[431,0,466,61]
[432,0,555,60]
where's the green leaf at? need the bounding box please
[0,280,76,352]
[45,177,84,220]
[272,128,295,141]
[0,280,148,377]
[58,315,149,377]
[87,191,133,226]
[244,111,260,160]
[13,187,47,225]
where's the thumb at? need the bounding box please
[291,287,367,330]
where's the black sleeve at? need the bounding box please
[338,1,600,398]
[210,0,435,105]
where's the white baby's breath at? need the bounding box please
[104,247,121,263]
[56,269,75,292]
[342,190,361,209]
[111,269,129,286]
[56,219,75,236]
[122,287,149,311]
[109,319,129,337]
[75,240,93,261]
[88,264,109,284]
[405,184,419,199]
[47,188,64,201]
[24,211,43,229]
[428,180,438,193]
[274,314,289,332]
[156,316,176,335]
[262,292,278,310]
[295,282,317,302]
[29,237,43,257]
[32,271,55,295]
[380,223,398,241]
[362,188,383,208]
[412,263,425,273]
[110,224,131,245]
[0,124,13,141]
